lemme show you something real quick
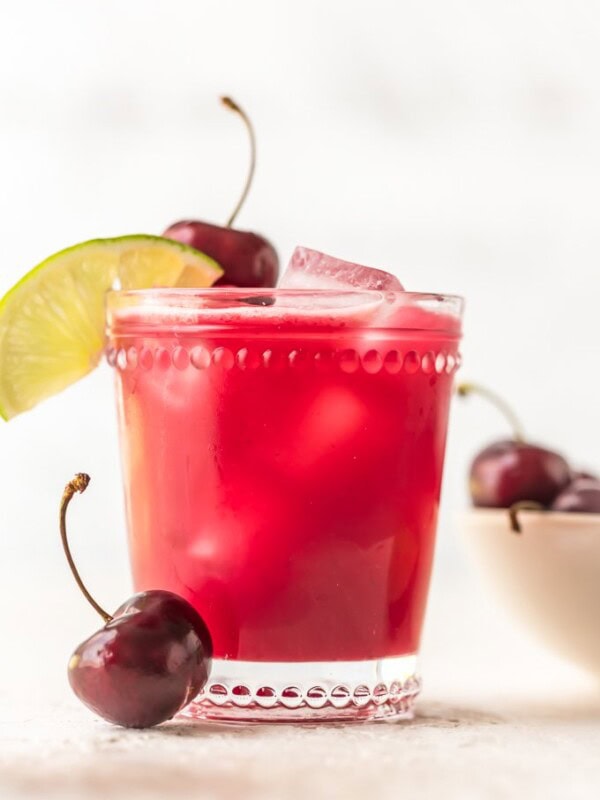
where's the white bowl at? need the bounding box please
[462,508,600,675]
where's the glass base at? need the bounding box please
[181,655,420,724]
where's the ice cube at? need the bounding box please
[279,247,404,292]
[287,386,368,472]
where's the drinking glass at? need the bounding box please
[107,288,463,723]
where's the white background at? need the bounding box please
[1,1,599,698]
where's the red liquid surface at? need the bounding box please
[110,294,461,662]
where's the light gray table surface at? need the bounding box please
[1,547,599,800]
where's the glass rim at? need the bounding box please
[107,287,463,299]
[107,287,463,307]
[106,288,463,335]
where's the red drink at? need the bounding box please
[108,288,462,722]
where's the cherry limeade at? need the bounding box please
[108,290,461,667]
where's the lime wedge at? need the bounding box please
[0,234,222,419]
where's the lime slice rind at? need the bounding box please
[0,235,223,419]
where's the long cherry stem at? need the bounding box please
[221,96,256,228]
[457,382,526,442]
[60,474,113,623]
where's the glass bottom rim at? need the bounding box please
[181,654,420,724]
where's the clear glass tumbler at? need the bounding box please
[107,288,463,723]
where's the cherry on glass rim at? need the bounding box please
[163,96,279,288]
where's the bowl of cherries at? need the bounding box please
[459,383,600,676]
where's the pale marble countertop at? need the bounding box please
[2,555,599,800]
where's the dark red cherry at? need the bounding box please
[164,97,279,288]
[69,589,211,729]
[164,219,278,288]
[458,383,571,508]
[551,478,600,513]
[60,475,212,728]
[469,440,570,508]
[570,470,598,482]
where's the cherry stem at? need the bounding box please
[221,96,256,228]
[456,382,526,443]
[508,500,545,534]
[60,474,113,623]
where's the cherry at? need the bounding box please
[570,470,598,482]
[164,97,279,288]
[551,477,600,513]
[458,383,571,508]
[61,474,212,728]
[469,440,571,508]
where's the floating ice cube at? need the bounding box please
[286,386,368,472]
[279,247,404,292]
